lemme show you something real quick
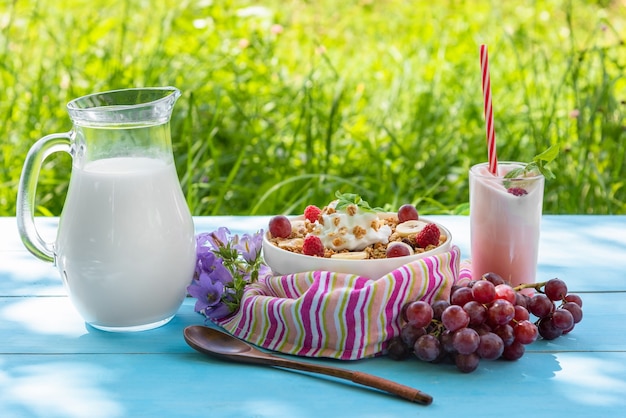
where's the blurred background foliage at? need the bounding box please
[1,0,625,216]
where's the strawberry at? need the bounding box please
[416,223,440,248]
[507,187,528,196]
[304,205,322,223]
[302,235,324,257]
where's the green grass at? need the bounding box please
[1,0,625,217]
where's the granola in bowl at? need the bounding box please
[262,193,452,279]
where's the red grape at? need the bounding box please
[477,332,504,360]
[452,328,480,355]
[544,278,568,301]
[537,317,563,340]
[562,301,583,324]
[514,320,538,344]
[431,300,450,320]
[404,301,433,328]
[552,308,574,330]
[400,303,409,322]
[488,299,515,325]
[450,287,474,306]
[398,204,419,222]
[502,341,525,361]
[528,294,554,318]
[473,323,493,336]
[493,324,515,346]
[564,294,583,308]
[562,322,575,335]
[463,300,487,326]
[268,215,292,238]
[386,242,412,258]
[455,353,480,373]
[387,337,410,360]
[441,305,470,332]
[472,280,496,304]
[513,305,530,322]
[482,272,505,286]
[400,323,426,347]
[414,334,441,362]
[515,292,530,308]
[494,284,516,304]
[439,330,456,354]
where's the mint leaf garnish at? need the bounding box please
[533,144,558,180]
[334,191,383,212]
[504,145,558,180]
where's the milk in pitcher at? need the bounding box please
[55,156,196,330]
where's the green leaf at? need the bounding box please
[504,145,559,181]
[533,145,559,164]
[334,191,382,212]
[532,144,559,180]
[504,167,526,179]
[538,165,556,180]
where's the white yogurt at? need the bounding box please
[311,210,392,251]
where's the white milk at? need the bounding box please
[55,157,196,331]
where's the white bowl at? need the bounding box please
[262,215,452,280]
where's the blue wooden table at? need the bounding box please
[1,215,625,417]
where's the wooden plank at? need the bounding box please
[2,216,625,418]
[0,293,622,354]
[1,351,624,417]
[3,216,625,294]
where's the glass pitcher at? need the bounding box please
[16,87,196,332]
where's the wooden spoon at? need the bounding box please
[183,325,432,406]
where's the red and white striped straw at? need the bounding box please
[480,44,498,175]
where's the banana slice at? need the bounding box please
[277,238,304,249]
[331,251,368,260]
[290,219,307,234]
[395,220,427,237]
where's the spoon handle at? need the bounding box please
[265,355,433,405]
[351,371,433,405]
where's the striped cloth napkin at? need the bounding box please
[215,246,470,360]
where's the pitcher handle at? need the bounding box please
[16,132,73,263]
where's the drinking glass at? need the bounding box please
[469,162,545,288]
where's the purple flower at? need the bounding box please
[208,261,234,286]
[206,227,232,251]
[196,249,217,272]
[235,231,264,263]
[188,227,268,321]
[187,271,225,313]
[196,232,215,251]
[203,303,232,320]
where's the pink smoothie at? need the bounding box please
[469,162,544,288]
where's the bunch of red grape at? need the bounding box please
[387,273,584,373]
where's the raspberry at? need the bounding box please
[507,187,528,196]
[302,235,324,257]
[416,223,440,248]
[304,205,322,223]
